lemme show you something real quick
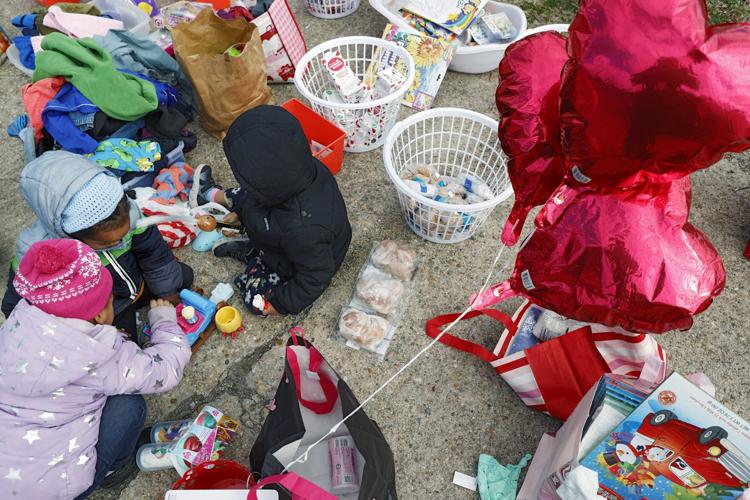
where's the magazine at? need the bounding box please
[380,24,454,110]
[401,0,487,35]
[578,373,750,499]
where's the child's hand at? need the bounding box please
[161,293,181,305]
[220,212,242,237]
[221,212,239,224]
[150,299,174,309]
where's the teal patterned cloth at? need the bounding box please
[86,137,161,172]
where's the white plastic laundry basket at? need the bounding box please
[302,0,361,19]
[519,23,569,38]
[294,36,415,153]
[384,108,512,243]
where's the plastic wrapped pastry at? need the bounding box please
[402,163,440,183]
[338,308,390,350]
[355,275,404,315]
[371,240,417,281]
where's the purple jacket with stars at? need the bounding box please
[0,301,191,499]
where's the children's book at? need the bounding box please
[400,11,457,42]
[380,24,454,110]
[579,373,750,499]
[401,0,487,35]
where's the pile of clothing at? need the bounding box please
[7,2,198,191]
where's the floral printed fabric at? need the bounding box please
[86,137,162,173]
[235,252,282,316]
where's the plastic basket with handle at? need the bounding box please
[368,0,528,74]
[294,36,415,153]
[281,98,346,174]
[302,0,360,19]
[384,108,513,243]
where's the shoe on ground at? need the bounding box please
[190,164,222,208]
[213,238,254,263]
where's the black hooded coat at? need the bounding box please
[223,106,352,315]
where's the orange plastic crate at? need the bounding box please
[281,99,346,175]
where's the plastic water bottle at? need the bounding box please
[457,174,494,200]
[404,179,438,198]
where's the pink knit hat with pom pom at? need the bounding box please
[13,239,113,320]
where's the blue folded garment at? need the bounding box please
[12,14,39,36]
[7,115,29,138]
[13,36,36,70]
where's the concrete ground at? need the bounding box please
[1,1,749,499]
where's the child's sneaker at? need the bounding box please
[190,164,222,208]
[213,239,254,263]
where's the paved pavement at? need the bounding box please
[0,1,748,498]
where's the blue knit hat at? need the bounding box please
[62,173,124,234]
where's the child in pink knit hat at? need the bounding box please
[0,239,192,499]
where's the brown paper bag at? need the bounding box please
[172,9,273,138]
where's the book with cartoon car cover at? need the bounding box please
[579,373,750,499]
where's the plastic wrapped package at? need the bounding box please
[333,240,418,359]
[352,268,405,316]
[370,239,418,281]
[154,2,213,30]
[338,308,393,351]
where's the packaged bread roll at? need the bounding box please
[371,240,417,281]
[354,275,404,315]
[338,308,389,350]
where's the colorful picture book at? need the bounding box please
[380,24,454,110]
[401,0,487,35]
[579,373,750,499]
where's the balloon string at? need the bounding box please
[281,243,510,473]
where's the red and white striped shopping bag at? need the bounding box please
[426,300,667,421]
[252,0,307,82]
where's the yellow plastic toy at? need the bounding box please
[215,306,244,338]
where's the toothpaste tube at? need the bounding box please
[328,436,359,493]
[321,50,367,104]
[369,66,407,100]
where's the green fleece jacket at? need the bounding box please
[33,33,158,121]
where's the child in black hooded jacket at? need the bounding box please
[193,105,352,316]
